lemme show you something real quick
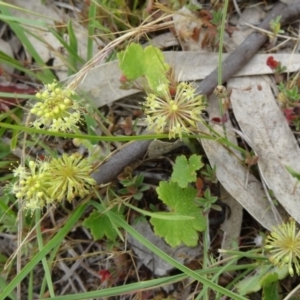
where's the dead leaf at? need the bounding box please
[198,94,285,230]
[228,76,300,224]
[220,186,243,257]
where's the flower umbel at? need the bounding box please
[12,160,51,211]
[144,82,206,139]
[12,153,96,211]
[45,153,96,202]
[31,81,81,132]
[264,219,300,276]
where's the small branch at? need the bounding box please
[91,140,151,184]
[91,1,300,185]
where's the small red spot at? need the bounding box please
[37,154,46,161]
[266,56,279,69]
[221,113,228,123]
[120,74,128,83]
[98,269,111,282]
[169,86,176,96]
[283,108,296,124]
[211,117,221,123]
[211,114,227,124]
[196,177,204,197]
[192,27,201,42]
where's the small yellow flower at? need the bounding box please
[12,160,51,211]
[264,219,300,276]
[144,82,206,139]
[45,153,96,202]
[31,81,81,132]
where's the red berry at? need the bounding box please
[266,56,279,69]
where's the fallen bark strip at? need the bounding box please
[91,139,151,184]
[91,1,300,185]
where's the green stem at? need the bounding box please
[217,0,229,135]
[35,210,55,298]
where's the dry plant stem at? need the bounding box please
[91,1,300,185]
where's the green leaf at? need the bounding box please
[196,189,219,212]
[262,282,279,300]
[67,20,79,76]
[118,43,144,79]
[117,43,169,90]
[235,265,288,296]
[171,154,203,188]
[83,206,124,241]
[235,267,267,295]
[0,142,10,159]
[261,272,279,300]
[143,45,169,90]
[286,165,300,181]
[150,182,206,247]
[260,272,278,286]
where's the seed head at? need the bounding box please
[144,82,206,139]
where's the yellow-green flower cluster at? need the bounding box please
[264,219,300,276]
[46,153,96,201]
[144,82,206,139]
[31,81,81,132]
[12,153,96,211]
[12,160,51,211]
